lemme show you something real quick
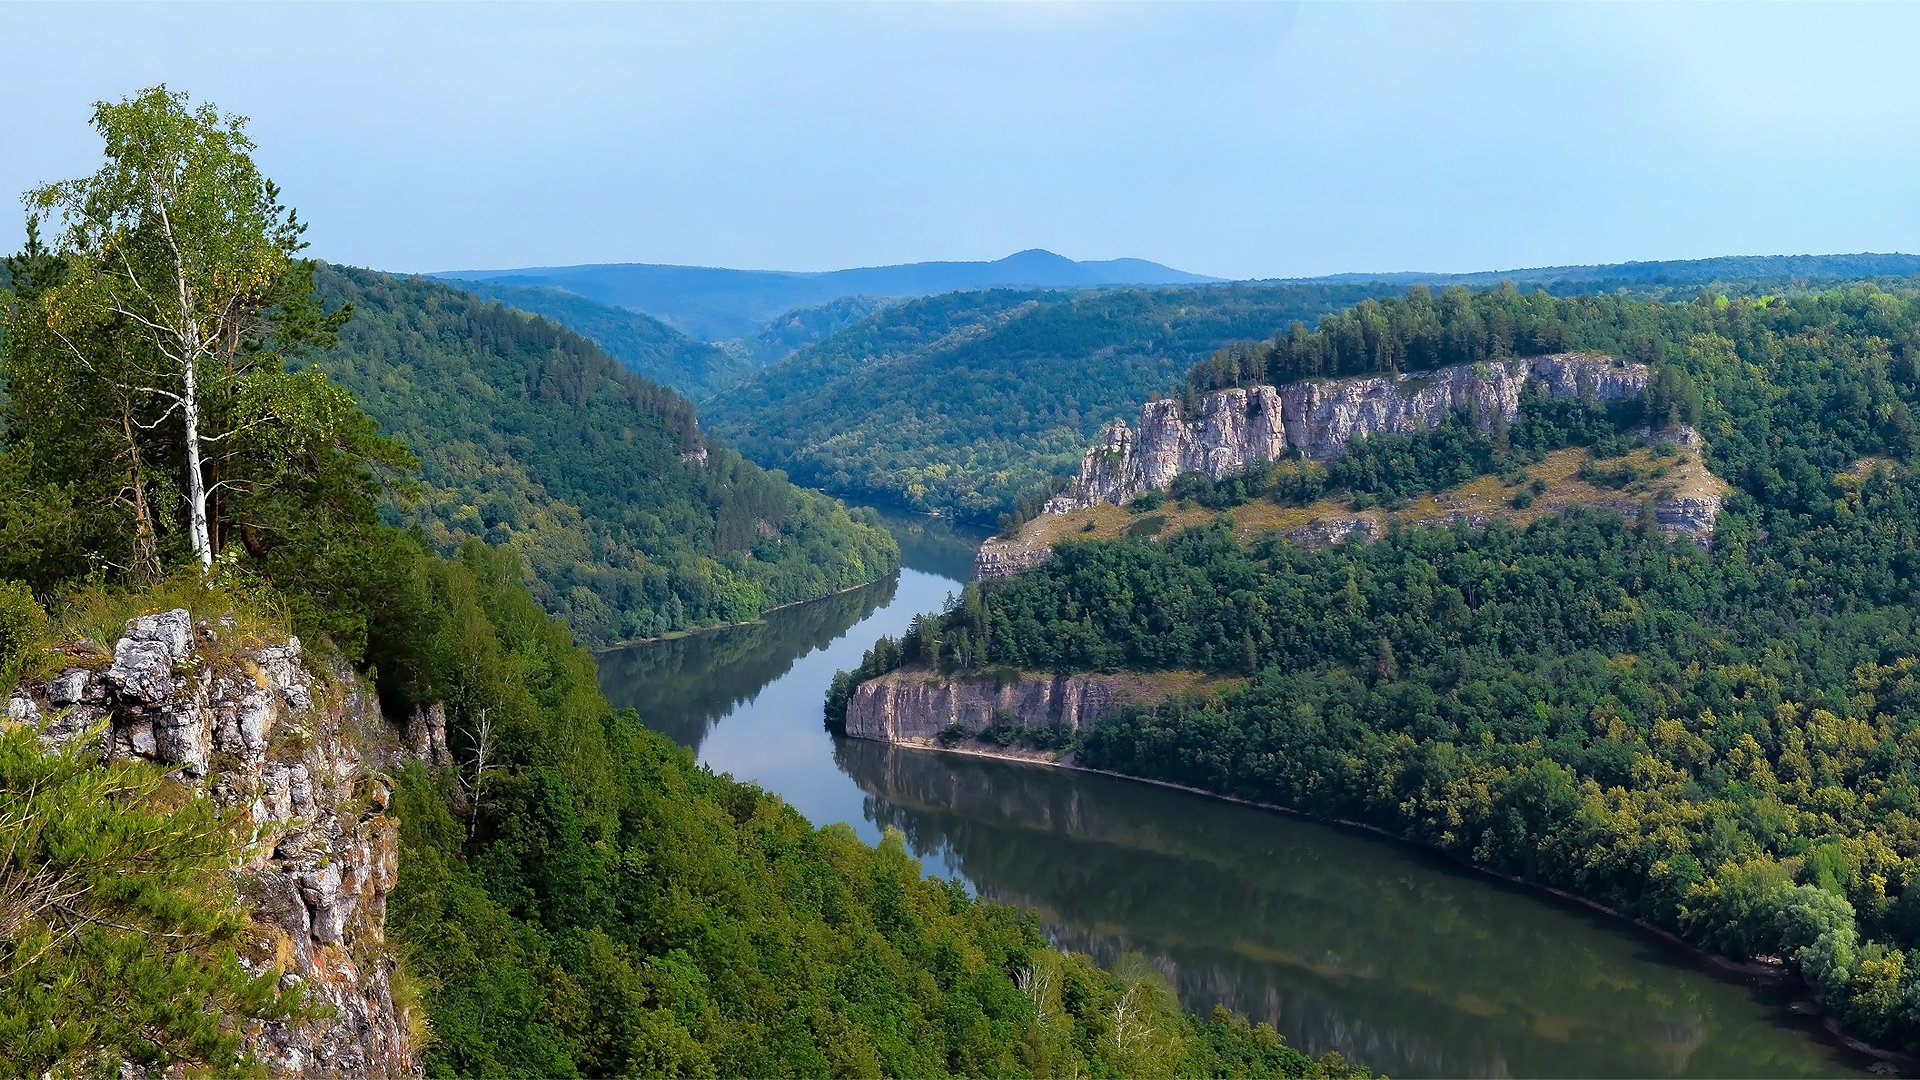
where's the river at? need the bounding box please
[595,511,1872,1078]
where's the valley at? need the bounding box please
[10,52,1920,1077]
[597,510,1873,1078]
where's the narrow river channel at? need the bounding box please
[595,511,1873,1079]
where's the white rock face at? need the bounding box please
[845,669,1159,743]
[6,611,416,1076]
[1048,354,1651,512]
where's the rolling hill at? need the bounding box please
[436,248,1218,340]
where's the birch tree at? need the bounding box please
[27,86,310,576]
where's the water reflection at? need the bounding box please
[597,575,896,753]
[596,510,1869,1079]
[881,511,988,582]
[834,740,1867,1079]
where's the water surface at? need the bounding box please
[597,510,1870,1078]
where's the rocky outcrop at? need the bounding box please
[973,544,1057,582]
[845,668,1174,743]
[6,610,415,1076]
[1049,354,1650,512]
[1655,495,1724,540]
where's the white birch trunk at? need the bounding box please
[179,333,213,574]
[156,178,215,575]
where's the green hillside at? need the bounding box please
[702,282,1413,523]
[449,278,754,399]
[1,86,1369,1078]
[311,264,898,646]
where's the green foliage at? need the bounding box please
[1124,513,1168,539]
[841,283,1920,1051]
[0,580,47,692]
[309,264,898,645]
[4,86,1364,1078]
[0,722,297,1073]
[706,283,1415,521]
[448,280,756,399]
[382,540,1354,1078]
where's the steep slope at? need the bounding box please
[5,605,417,1074]
[311,264,898,646]
[1048,354,1650,511]
[448,279,753,398]
[436,248,1217,340]
[702,282,1417,521]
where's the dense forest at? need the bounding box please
[838,284,1920,1053]
[0,86,1366,1076]
[447,278,755,399]
[702,258,1920,528]
[704,282,1415,521]
[310,264,899,646]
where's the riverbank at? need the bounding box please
[885,735,1913,1074]
[591,577,888,653]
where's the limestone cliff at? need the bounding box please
[5,610,419,1075]
[844,668,1184,744]
[1047,354,1650,513]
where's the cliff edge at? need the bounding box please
[5,609,423,1075]
[1048,353,1649,514]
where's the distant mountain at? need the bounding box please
[1291,252,1920,291]
[435,249,1219,341]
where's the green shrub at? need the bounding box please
[1124,514,1168,540]
[0,581,48,694]
[1127,490,1165,513]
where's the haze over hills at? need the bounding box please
[1292,252,1920,290]
[435,248,1219,340]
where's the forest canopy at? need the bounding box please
[838,282,1920,1054]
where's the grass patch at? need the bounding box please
[1011,440,1730,552]
[44,572,290,658]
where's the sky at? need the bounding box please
[4,1,1919,281]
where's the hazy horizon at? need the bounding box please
[6,2,1919,280]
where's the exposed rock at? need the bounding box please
[845,668,1176,743]
[6,611,415,1076]
[1283,517,1384,546]
[1049,354,1651,513]
[973,544,1058,582]
[403,703,451,768]
[1655,494,1724,545]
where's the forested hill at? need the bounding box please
[839,284,1920,1056]
[701,282,1414,523]
[448,278,753,399]
[436,248,1216,340]
[310,264,898,646]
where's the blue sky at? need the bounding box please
[4,1,1918,280]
